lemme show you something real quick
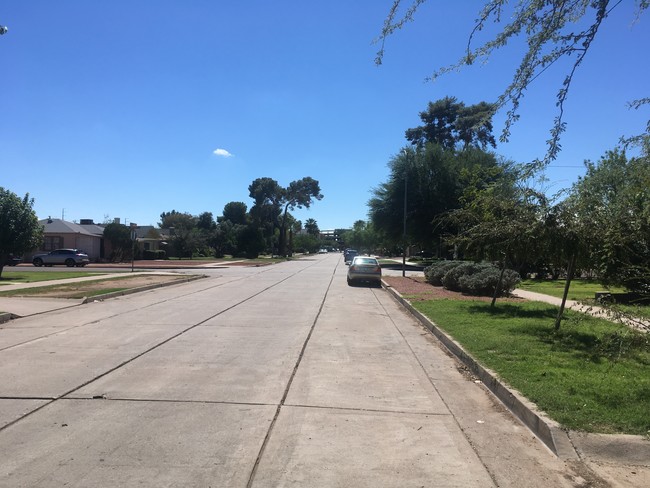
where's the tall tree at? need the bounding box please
[405,97,496,150]
[0,188,43,278]
[368,144,500,251]
[304,218,320,236]
[278,177,324,256]
[376,0,649,163]
[220,202,248,226]
[196,212,216,231]
[102,222,133,262]
[248,177,284,253]
[341,221,382,254]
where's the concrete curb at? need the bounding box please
[82,274,206,304]
[382,280,580,459]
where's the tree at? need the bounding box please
[102,222,133,262]
[220,202,248,226]
[159,211,200,258]
[376,0,649,163]
[341,221,383,254]
[278,177,323,256]
[249,177,284,253]
[304,218,320,236]
[368,144,501,251]
[405,97,496,150]
[196,212,216,232]
[159,210,197,230]
[568,147,650,293]
[0,188,43,278]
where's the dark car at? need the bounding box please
[3,254,22,266]
[343,249,358,264]
[32,249,90,267]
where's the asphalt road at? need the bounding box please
[0,255,610,487]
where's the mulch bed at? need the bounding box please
[383,276,523,303]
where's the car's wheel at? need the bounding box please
[33,258,43,267]
[347,277,353,286]
[65,258,75,267]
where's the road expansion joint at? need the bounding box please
[245,260,339,488]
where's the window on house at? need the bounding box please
[43,236,64,251]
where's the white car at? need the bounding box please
[347,256,382,287]
[32,249,90,267]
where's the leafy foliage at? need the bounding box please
[405,97,496,150]
[376,0,649,164]
[567,148,650,293]
[0,188,43,277]
[102,222,133,262]
[369,143,502,249]
[424,260,520,296]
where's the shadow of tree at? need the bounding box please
[464,302,648,364]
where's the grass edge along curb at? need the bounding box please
[82,274,206,303]
[382,279,579,459]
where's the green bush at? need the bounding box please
[442,262,492,291]
[458,268,521,296]
[424,260,466,286]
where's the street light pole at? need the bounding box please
[402,151,408,277]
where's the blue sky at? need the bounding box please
[2,1,648,230]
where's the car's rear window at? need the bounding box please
[353,258,377,265]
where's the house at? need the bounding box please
[133,226,171,254]
[32,218,105,262]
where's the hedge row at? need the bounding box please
[143,249,166,260]
[424,260,520,297]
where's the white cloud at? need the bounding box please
[213,148,233,158]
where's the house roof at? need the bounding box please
[39,219,104,237]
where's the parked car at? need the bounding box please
[347,256,382,287]
[3,254,22,266]
[32,249,90,267]
[343,249,358,264]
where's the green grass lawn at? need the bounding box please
[0,271,106,284]
[413,298,650,436]
[518,279,626,300]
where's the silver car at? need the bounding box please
[32,249,90,267]
[347,256,382,287]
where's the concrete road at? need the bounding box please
[0,255,603,487]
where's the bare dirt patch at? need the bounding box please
[12,274,194,299]
[383,276,523,303]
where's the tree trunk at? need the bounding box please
[554,254,577,330]
[279,203,291,257]
[490,260,507,308]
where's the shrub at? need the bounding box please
[424,260,466,286]
[143,249,166,260]
[442,262,492,291]
[458,268,521,296]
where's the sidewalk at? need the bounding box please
[513,288,649,331]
